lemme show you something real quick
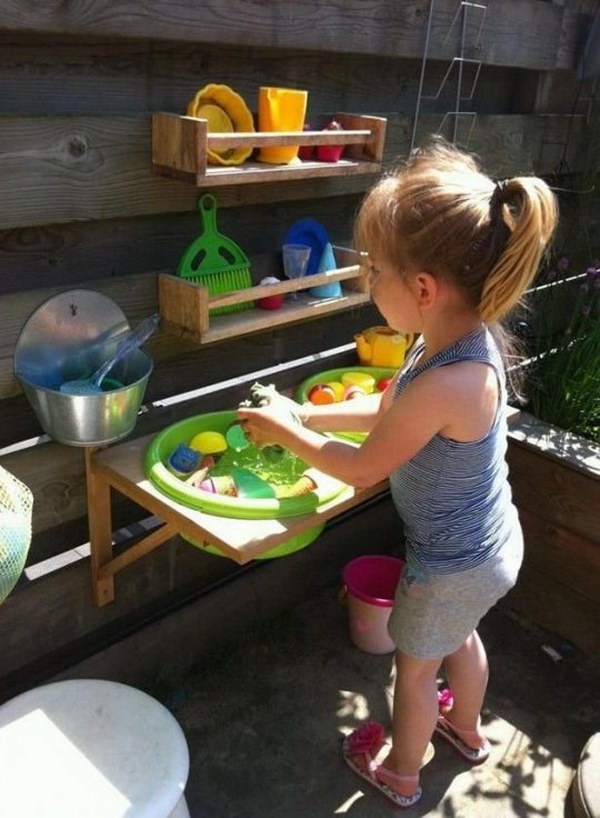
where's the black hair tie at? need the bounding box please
[490,179,510,212]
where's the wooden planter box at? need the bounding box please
[505,412,600,654]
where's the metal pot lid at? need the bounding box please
[14,289,129,390]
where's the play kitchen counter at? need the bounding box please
[87,402,522,607]
[86,437,389,607]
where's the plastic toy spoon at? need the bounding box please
[60,313,160,395]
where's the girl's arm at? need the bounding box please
[238,368,452,488]
[299,369,401,433]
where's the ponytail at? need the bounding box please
[479,177,558,323]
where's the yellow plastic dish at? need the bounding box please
[341,371,376,394]
[186,83,255,166]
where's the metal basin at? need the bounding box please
[14,290,153,446]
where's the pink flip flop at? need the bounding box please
[342,722,422,809]
[434,715,490,764]
[437,687,454,714]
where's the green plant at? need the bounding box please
[522,261,599,442]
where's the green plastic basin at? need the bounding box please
[182,522,325,560]
[295,366,395,443]
[144,410,346,520]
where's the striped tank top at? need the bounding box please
[389,325,516,574]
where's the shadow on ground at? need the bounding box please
[151,581,600,817]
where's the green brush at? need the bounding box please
[177,194,254,316]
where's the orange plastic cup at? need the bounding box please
[258,87,308,164]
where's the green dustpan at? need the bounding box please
[177,194,254,316]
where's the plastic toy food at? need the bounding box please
[308,384,336,404]
[316,120,344,162]
[226,422,250,452]
[185,467,210,488]
[325,381,345,401]
[231,467,276,499]
[298,124,314,160]
[344,384,367,401]
[275,474,318,498]
[257,276,284,311]
[198,475,237,496]
[190,431,227,456]
[377,377,393,392]
[167,443,201,478]
[341,371,375,393]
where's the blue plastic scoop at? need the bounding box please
[60,313,160,395]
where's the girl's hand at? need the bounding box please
[237,404,300,449]
[240,382,305,422]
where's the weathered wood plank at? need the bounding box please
[0,308,379,445]
[503,563,600,655]
[0,0,582,71]
[0,269,379,402]
[518,506,600,604]
[0,196,360,293]
[0,114,381,230]
[508,411,600,478]
[0,114,589,229]
[0,535,241,698]
[0,37,516,118]
[0,493,396,701]
[507,437,600,545]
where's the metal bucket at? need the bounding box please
[14,290,154,446]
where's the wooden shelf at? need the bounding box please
[159,246,371,345]
[151,111,387,186]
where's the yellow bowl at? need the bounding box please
[187,83,255,166]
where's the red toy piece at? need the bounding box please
[316,120,345,162]
[298,124,315,160]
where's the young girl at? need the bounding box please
[237,139,558,808]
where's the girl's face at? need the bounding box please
[368,258,424,334]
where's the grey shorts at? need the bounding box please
[387,520,523,660]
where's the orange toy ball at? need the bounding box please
[308,384,336,405]
[344,384,367,401]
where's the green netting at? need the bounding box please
[0,466,33,604]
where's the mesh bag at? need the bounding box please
[0,465,33,604]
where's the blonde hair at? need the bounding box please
[354,137,558,324]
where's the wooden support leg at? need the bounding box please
[85,447,115,607]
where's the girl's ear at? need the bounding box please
[412,272,439,309]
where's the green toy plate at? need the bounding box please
[295,366,396,443]
[144,410,347,520]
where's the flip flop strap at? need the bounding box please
[440,716,481,737]
[372,764,419,787]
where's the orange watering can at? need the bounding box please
[355,326,415,368]
[258,87,308,164]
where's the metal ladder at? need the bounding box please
[410,0,487,153]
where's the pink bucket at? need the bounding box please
[342,555,404,654]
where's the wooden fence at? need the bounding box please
[0,0,596,695]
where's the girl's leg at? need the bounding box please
[380,649,441,795]
[442,629,488,747]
